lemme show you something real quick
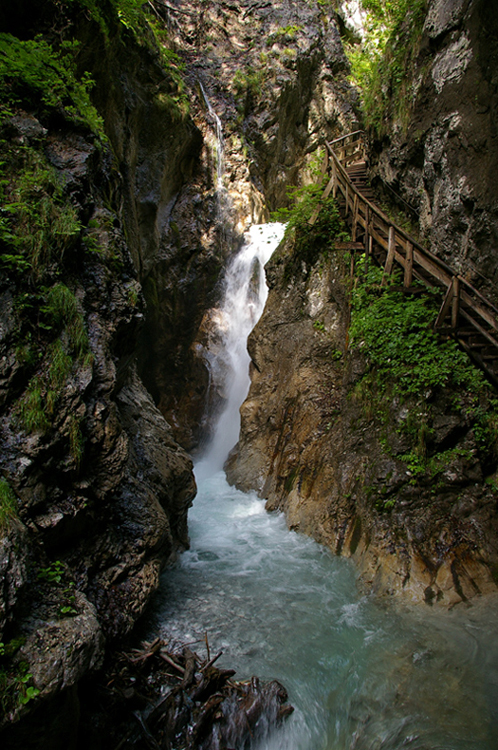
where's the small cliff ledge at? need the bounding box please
[226,229,498,606]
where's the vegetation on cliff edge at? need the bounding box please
[350,264,498,495]
[272,154,349,279]
[345,0,428,134]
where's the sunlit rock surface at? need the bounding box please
[226,235,498,605]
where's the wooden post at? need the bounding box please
[435,277,456,329]
[320,150,329,176]
[404,241,413,288]
[332,159,337,199]
[352,194,359,241]
[364,205,370,259]
[345,183,349,216]
[452,276,460,329]
[382,226,396,283]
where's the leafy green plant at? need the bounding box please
[126,285,139,308]
[233,66,266,116]
[0,147,83,279]
[0,33,104,134]
[267,24,303,45]
[18,377,50,433]
[48,340,73,393]
[375,496,396,512]
[68,415,84,467]
[43,284,79,328]
[59,583,78,617]
[272,162,349,281]
[37,560,64,584]
[349,264,486,396]
[17,283,90,435]
[148,19,189,118]
[44,284,90,357]
[400,445,473,485]
[36,564,78,617]
[59,605,77,616]
[65,0,148,38]
[0,479,17,531]
[0,640,39,719]
[345,0,428,134]
[349,263,498,483]
[467,397,498,464]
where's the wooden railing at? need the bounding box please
[318,132,498,385]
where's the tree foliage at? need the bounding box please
[273,173,349,280]
[345,0,428,133]
[0,33,104,134]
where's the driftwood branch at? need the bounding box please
[159,651,185,674]
[102,638,293,750]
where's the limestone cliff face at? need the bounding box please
[226,236,498,606]
[369,0,498,300]
[158,0,360,447]
[0,1,359,737]
[0,8,196,739]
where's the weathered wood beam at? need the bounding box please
[460,286,498,332]
[434,278,456,329]
[404,241,413,287]
[452,276,460,329]
[460,309,498,349]
[352,194,359,241]
[382,226,396,283]
[364,205,370,259]
[334,242,364,250]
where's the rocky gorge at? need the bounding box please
[227,0,498,605]
[0,0,497,747]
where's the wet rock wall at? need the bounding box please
[226,235,498,606]
[369,0,498,301]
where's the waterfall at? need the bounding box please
[199,81,226,213]
[195,223,286,482]
[199,81,224,192]
[152,79,498,750]
[197,81,285,477]
[151,227,498,750]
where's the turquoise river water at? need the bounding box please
[151,223,498,749]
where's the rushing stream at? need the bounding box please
[151,224,498,749]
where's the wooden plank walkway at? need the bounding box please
[315,131,498,387]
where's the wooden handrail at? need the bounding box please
[325,142,454,278]
[324,133,498,384]
[327,130,364,147]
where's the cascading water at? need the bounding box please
[195,222,285,481]
[199,82,224,191]
[199,81,227,221]
[150,218,498,748]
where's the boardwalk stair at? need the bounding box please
[311,131,498,387]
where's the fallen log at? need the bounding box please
[81,637,293,749]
